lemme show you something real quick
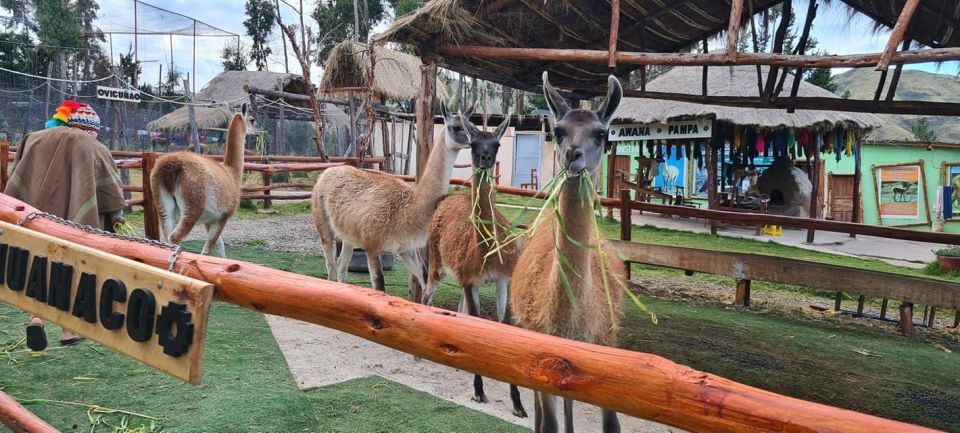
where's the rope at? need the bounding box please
[0,66,114,84]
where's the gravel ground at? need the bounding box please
[182,212,323,255]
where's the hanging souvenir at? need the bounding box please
[695,142,703,168]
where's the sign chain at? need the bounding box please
[17,211,183,272]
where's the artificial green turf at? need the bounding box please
[0,241,527,433]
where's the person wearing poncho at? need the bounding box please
[6,100,125,351]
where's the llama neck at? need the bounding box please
[411,133,459,209]
[222,116,246,179]
[554,177,596,301]
[472,169,496,223]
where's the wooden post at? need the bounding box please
[0,139,8,192]
[954,311,959,328]
[141,152,160,240]
[707,131,719,235]
[735,279,751,307]
[620,189,632,280]
[879,298,889,320]
[806,154,821,243]
[261,171,273,210]
[608,0,620,68]
[919,160,932,226]
[725,0,744,62]
[184,77,200,153]
[899,302,915,335]
[856,295,866,317]
[606,142,618,217]
[851,149,862,234]
[701,39,709,96]
[411,56,438,303]
[885,39,912,101]
[877,0,921,71]
[834,292,843,311]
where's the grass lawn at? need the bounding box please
[0,241,527,433]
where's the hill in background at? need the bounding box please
[833,69,960,142]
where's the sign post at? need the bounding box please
[0,221,212,384]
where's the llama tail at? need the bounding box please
[151,159,183,241]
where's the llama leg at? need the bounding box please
[366,251,385,291]
[509,384,527,418]
[495,278,509,323]
[313,203,338,280]
[157,188,178,242]
[336,241,354,283]
[537,392,559,433]
[168,206,201,245]
[601,409,621,433]
[462,283,487,404]
[423,242,443,305]
[399,250,427,287]
[201,223,212,255]
[563,397,574,433]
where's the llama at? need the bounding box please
[510,73,624,433]
[659,162,680,194]
[423,114,526,417]
[311,101,474,291]
[150,104,259,257]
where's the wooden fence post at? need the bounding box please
[735,279,751,307]
[899,302,915,335]
[856,295,866,317]
[879,298,889,320]
[620,189,632,280]
[0,139,9,192]
[261,171,273,210]
[834,292,843,311]
[926,306,937,327]
[141,152,160,240]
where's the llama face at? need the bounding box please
[543,73,622,178]
[463,115,509,170]
[238,103,262,135]
[440,100,475,150]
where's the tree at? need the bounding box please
[118,47,141,85]
[841,89,851,99]
[221,44,249,71]
[243,0,276,71]
[911,117,938,142]
[395,0,425,16]
[312,0,390,59]
[805,67,837,92]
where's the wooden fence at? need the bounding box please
[0,195,940,433]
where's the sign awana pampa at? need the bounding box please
[608,119,711,141]
[0,221,212,384]
[96,86,141,103]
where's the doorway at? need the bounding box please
[512,132,543,188]
[828,174,860,223]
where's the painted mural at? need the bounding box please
[878,165,921,218]
[655,155,686,195]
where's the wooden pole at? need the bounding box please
[141,152,160,240]
[0,390,58,433]
[707,139,719,235]
[786,0,818,113]
[184,77,200,153]
[261,172,273,210]
[701,39,709,96]
[877,0,921,71]
[806,154,821,244]
[735,279,751,307]
[0,139,8,192]
[607,142,618,217]
[725,0,744,62]
[0,195,938,433]
[620,189,632,280]
[927,306,937,327]
[436,44,960,69]
[763,0,792,99]
[856,295,866,316]
[886,39,912,101]
[880,298,889,319]
[411,56,438,303]
[900,302,915,335]
[919,160,932,226]
[608,0,620,68]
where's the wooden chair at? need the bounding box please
[520,168,540,190]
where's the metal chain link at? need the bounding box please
[17,211,183,272]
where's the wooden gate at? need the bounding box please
[829,174,860,222]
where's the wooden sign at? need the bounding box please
[96,86,141,103]
[608,118,711,141]
[0,221,213,384]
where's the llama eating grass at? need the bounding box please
[150,104,259,257]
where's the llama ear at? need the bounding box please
[595,75,622,126]
[494,112,511,140]
[458,110,478,141]
[461,99,476,120]
[542,71,570,123]
[241,103,248,116]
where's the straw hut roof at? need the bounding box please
[613,65,883,131]
[378,0,960,92]
[148,71,310,133]
[319,41,448,101]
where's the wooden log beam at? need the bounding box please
[877,0,921,71]
[608,0,620,68]
[611,240,960,310]
[240,193,311,200]
[0,390,58,433]
[725,0,745,62]
[241,162,346,172]
[437,44,960,69]
[0,195,937,433]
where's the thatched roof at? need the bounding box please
[146,106,234,133]
[613,64,883,131]
[378,0,960,92]
[319,41,448,101]
[148,71,310,132]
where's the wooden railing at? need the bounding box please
[0,195,939,433]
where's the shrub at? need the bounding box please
[934,246,960,257]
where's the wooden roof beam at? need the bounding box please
[877,0,921,71]
[609,0,620,68]
[725,0,745,61]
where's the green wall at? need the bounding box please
[823,143,960,233]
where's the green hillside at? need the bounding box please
[833,68,960,142]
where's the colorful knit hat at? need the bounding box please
[45,100,101,139]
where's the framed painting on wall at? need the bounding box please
[944,163,960,219]
[876,164,921,219]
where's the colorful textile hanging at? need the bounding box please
[945,186,955,220]
[733,125,742,149]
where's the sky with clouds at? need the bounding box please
[86,0,953,92]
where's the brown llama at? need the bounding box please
[150,104,259,257]
[510,73,624,433]
[311,101,474,290]
[423,114,526,417]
